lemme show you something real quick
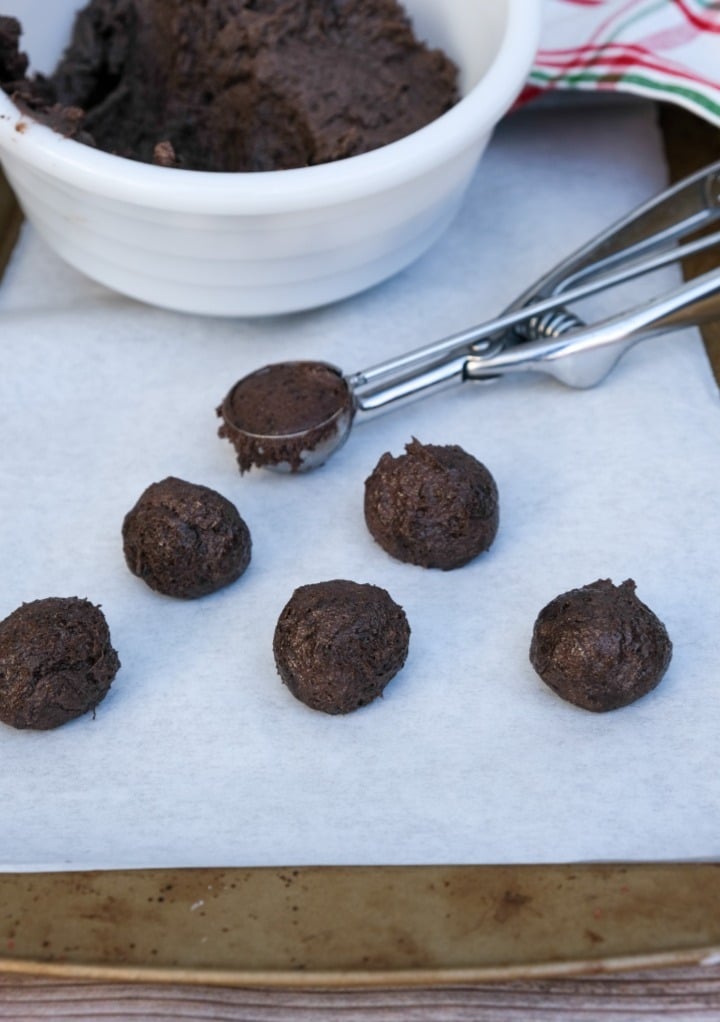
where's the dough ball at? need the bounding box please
[273,579,410,714]
[364,438,499,570]
[122,476,251,599]
[0,596,120,730]
[530,578,672,712]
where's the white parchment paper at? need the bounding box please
[1,101,719,870]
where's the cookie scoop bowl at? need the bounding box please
[0,0,540,317]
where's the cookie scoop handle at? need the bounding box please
[464,264,720,389]
[348,160,720,416]
[348,228,720,416]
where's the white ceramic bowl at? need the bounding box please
[0,0,540,316]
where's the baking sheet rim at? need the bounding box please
[1,946,720,989]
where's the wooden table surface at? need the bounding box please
[1,964,720,1020]
[0,104,718,1019]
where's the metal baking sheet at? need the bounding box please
[0,106,719,986]
[1,865,720,985]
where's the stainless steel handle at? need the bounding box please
[509,160,720,307]
[509,160,720,344]
[347,160,720,417]
[349,231,720,415]
[464,266,720,389]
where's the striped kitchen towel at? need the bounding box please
[525,0,720,125]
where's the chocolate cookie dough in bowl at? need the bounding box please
[0,0,539,315]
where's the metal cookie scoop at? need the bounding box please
[219,160,720,473]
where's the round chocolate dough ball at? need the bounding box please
[364,438,499,570]
[122,477,251,599]
[530,578,672,712]
[273,580,410,714]
[0,597,120,730]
